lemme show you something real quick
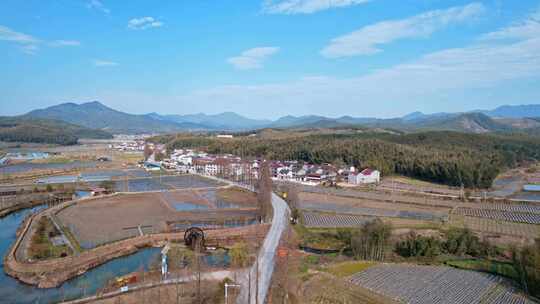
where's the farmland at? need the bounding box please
[453,207,540,225]
[56,188,258,248]
[298,192,448,222]
[449,214,540,239]
[349,264,535,304]
[302,211,374,228]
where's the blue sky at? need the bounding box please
[1,0,540,119]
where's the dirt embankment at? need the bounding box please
[4,225,268,288]
[3,201,268,288]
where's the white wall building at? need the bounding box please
[348,168,380,184]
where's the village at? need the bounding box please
[139,144,381,187]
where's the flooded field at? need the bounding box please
[489,176,523,197]
[57,188,256,248]
[36,169,150,184]
[0,161,98,175]
[112,175,224,192]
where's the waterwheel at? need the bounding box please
[184,227,205,251]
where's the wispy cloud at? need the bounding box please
[263,0,370,14]
[0,25,40,44]
[0,25,80,54]
[87,0,110,14]
[20,44,39,55]
[94,59,118,67]
[321,2,485,58]
[480,7,540,40]
[227,47,280,70]
[127,17,164,30]
[181,11,540,117]
[49,40,81,47]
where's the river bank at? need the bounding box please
[3,192,268,289]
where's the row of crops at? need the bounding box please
[349,264,534,304]
[302,211,374,228]
[454,207,540,225]
[473,203,540,214]
[299,202,442,221]
[451,215,540,238]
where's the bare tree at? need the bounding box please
[143,144,153,161]
[257,161,272,222]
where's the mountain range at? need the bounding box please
[19,101,540,135]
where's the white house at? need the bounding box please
[348,168,380,184]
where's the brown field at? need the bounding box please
[297,273,397,304]
[449,214,540,240]
[216,186,257,206]
[300,192,450,213]
[299,192,449,224]
[56,189,258,249]
[377,176,463,197]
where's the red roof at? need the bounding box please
[361,168,373,175]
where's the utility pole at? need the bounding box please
[256,255,259,304]
[248,268,251,303]
[224,283,240,304]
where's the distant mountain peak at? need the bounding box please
[80,100,109,108]
[402,111,426,121]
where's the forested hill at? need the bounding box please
[0,117,112,145]
[160,131,540,188]
[24,101,209,134]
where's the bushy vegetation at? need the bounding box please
[396,228,500,259]
[161,131,540,188]
[0,117,112,145]
[513,239,540,298]
[350,219,392,261]
[29,216,72,260]
[230,242,249,267]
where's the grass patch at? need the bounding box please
[326,261,375,277]
[445,259,519,280]
[31,157,73,164]
[217,187,257,205]
[61,225,83,253]
[29,216,72,260]
[297,226,351,251]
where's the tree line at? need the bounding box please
[160,131,540,188]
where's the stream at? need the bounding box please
[0,207,161,304]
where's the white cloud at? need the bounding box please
[321,2,485,58]
[127,17,164,30]
[87,0,110,14]
[94,59,118,67]
[49,40,81,47]
[227,47,280,70]
[263,0,370,14]
[0,25,81,54]
[0,25,39,44]
[181,12,540,117]
[480,8,540,40]
[0,25,40,54]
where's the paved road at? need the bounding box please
[236,192,290,304]
[59,174,288,304]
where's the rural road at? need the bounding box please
[236,192,290,304]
